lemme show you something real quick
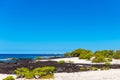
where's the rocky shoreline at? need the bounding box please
[0,59,120,74]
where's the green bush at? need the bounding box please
[101,67,109,70]
[35,56,42,60]
[25,72,34,79]
[64,52,72,57]
[92,56,106,63]
[79,52,93,60]
[57,60,65,64]
[80,67,87,71]
[41,74,54,79]
[14,67,29,78]
[113,53,120,59]
[33,66,55,79]
[105,62,111,66]
[94,50,114,58]
[14,66,55,79]
[90,67,98,71]
[71,48,92,57]
[2,76,15,80]
[68,60,74,63]
[106,58,112,62]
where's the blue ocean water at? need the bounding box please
[0,54,64,62]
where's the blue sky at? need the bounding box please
[0,0,120,53]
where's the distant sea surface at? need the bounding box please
[0,54,64,62]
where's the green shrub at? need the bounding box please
[105,62,111,66]
[71,48,92,57]
[36,56,42,60]
[14,67,29,78]
[92,56,106,63]
[80,67,87,71]
[2,76,15,80]
[68,60,74,63]
[106,58,112,62]
[90,67,98,71]
[94,50,114,58]
[79,52,93,60]
[57,60,65,64]
[33,66,55,79]
[64,52,72,57]
[25,72,34,79]
[41,75,54,79]
[101,67,109,70]
[113,53,120,59]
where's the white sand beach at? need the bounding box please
[1,69,120,80]
[54,69,120,80]
[49,57,120,64]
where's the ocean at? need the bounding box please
[0,54,64,62]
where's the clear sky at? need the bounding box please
[0,0,120,53]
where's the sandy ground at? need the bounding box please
[54,69,120,80]
[1,69,120,80]
[49,57,120,64]
[0,74,17,80]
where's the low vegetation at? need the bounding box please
[90,67,98,71]
[14,67,29,78]
[64,48,120,63]
[105,62,111,66]
[79,52,93,60]
[2,76,15,80]
[57,60,65,64]
[14,66,55,79]
[35,56,42,60]
[80,67,88,71]
[92,55,106,63]
[68,60,74,63]
[101,67,109,70]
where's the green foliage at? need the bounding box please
[14,66,55,79]
[2,76,15,80]
[68,60,74,63]
[41,75,54,79]
[57,60,65,64]
[35,56,42,60]
[33,66,55,79]
[71,48,92,57]
[105,62,111,66]
[94,50,114,58]
[64,52,72,57]
[106,58,112,62]
[90,67,98,71]
[25,72,34,79]
[101,67,109,70]
[92,55,106,63]
[79,52,93,60]
[80,67,87,71]
[113,50,120,59]
[14,67,29,78]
